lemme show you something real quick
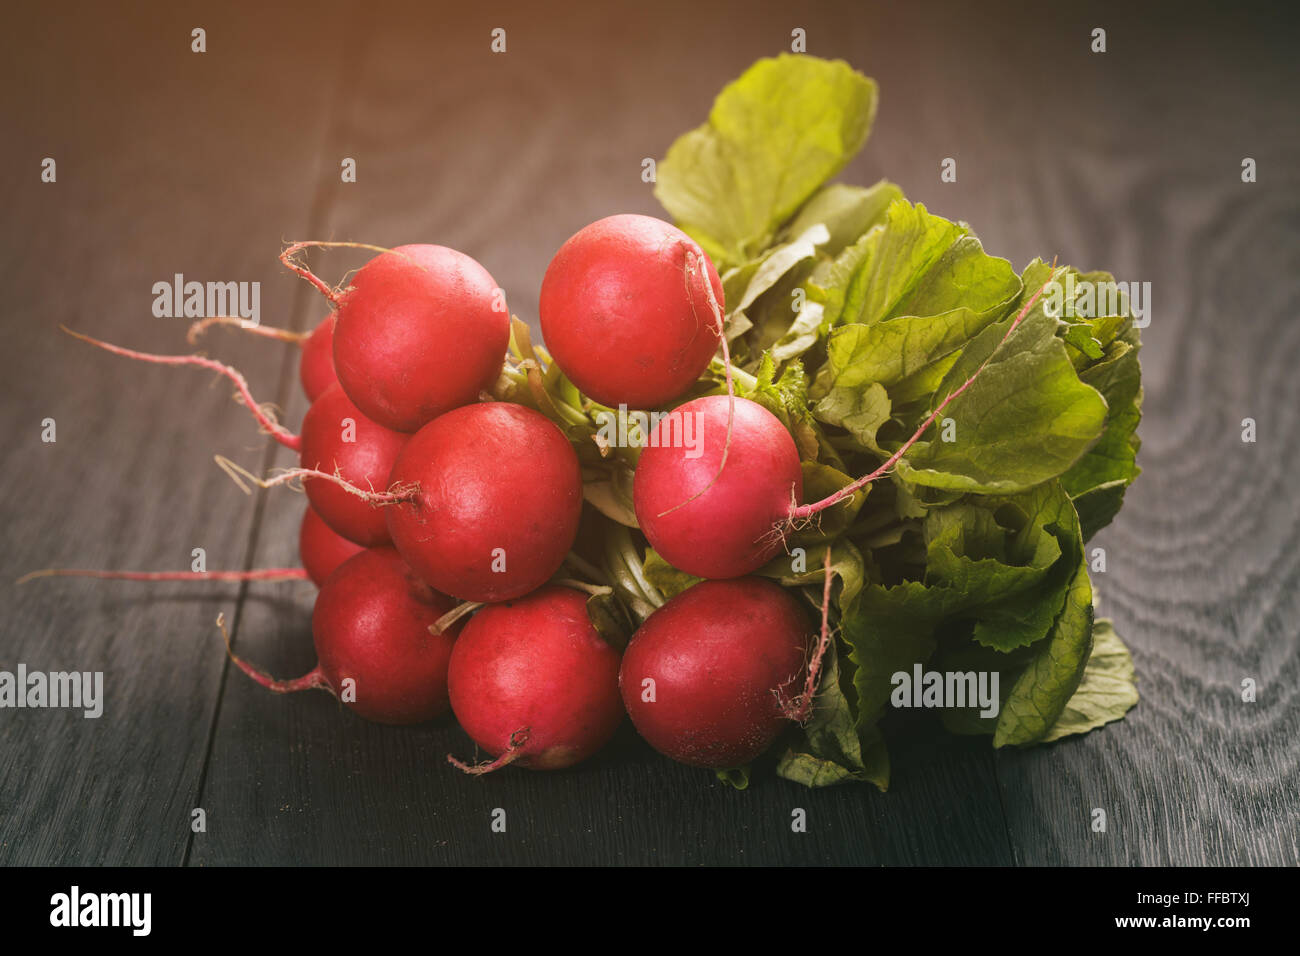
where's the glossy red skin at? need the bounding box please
[333,244,509,432]
[312,547,460,725]
[619,578,809,768]
[299,505,364,587]
[633,395,803,579]
[539,214,724,409]
[386,403,582,602]
[299,314,338,403]
[448,586,624,770]
[299,383,409,546]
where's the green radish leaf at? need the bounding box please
[1072,480,1132,544]
[721,225,830,360]
[841,580,966,735]
[836,201,984,327]
[933,481,1083,652]
[1037,619,1139,743]
[758,539,867,610]
[782,180,903,256]
[895,308,1108,495]
[728,224,829,318]
[583,474,639,528]
[642,548,701,601]
[931,637,1033,736]
[1062,328,1143,539]
[642,55,1147,786]
[993,555,1095,747]
[814,380,891,453]
[809,202,1020,451]
[791,462,870,544]
[656,55,877,267]
[585,589,632,651]
[777,640,889,790]
[769,299,826,365]
[736,351,822,459]
[715,766,751,790]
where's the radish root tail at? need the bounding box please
[215,613,330,695]
[214,455,419,507]
[779,547,835,724]
[280,240,436,305]
[18,567,308,585]
[62,326,301,452]
[429,600,483,635]
[186,316,308,346]
[447,728,531,775]
[656,245,736,519]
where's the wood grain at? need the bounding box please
[0,2,354,864]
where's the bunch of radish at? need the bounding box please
[36,215,852,778]
[37,206,1051,780]
[27,48,1143,793]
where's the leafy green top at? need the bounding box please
[519,54,1142,790]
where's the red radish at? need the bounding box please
[634,395,802,579]
[298,315,338,402]
[331,244,509,432]
[186,314,339,403]
[539,214,724,409]
[447,586,623,772]
[298,383,409,547]
[385,402,582,603]
[225,546,461,725]
[299,505,364,587]
[619,577,809,768]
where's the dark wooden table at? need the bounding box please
[2,0,1296,866]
